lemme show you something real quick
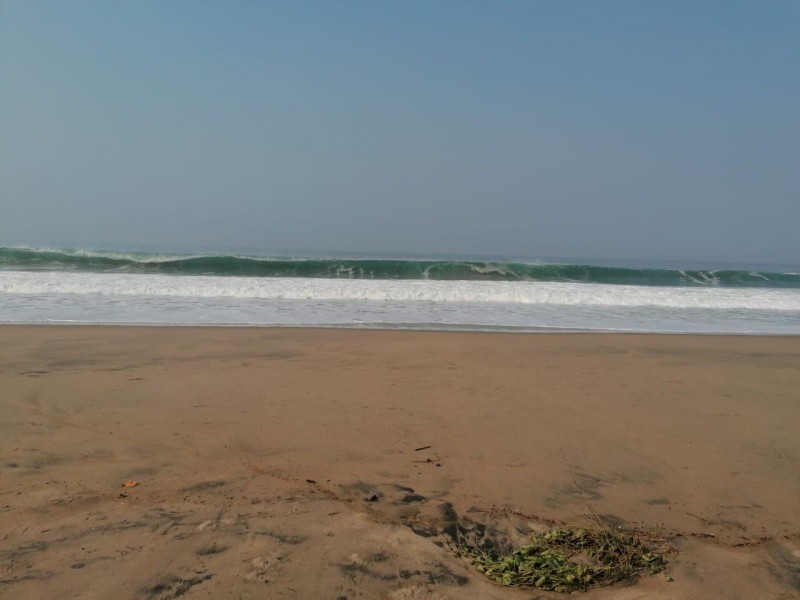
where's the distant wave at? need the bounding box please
[2,246,799,288]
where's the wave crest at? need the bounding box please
[1,247,799,288]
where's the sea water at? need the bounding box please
[1,247,798,334]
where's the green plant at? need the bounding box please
[449,526,666,592]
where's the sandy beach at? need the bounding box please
[1,325,798,599]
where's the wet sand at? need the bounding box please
[1,326,798,599]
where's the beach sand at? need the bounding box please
[1,326,798,599]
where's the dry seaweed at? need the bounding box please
[448,526,666,592]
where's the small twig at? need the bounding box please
[414,445,432,452]
[568,465,601,524]
[685,512,711,525]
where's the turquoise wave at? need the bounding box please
[1,247,798,288]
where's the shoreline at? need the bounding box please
[2,326,798,598]
[3,321,800,336]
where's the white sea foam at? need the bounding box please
[2,271,800,311]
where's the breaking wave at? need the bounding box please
[2,247,799,288]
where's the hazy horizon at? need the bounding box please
[2,1,798,265]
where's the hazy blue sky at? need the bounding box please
[2,1,798,263]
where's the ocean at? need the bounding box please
[1,246,799,334]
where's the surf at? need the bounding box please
[2,247,799,289]
[3,271,800,311]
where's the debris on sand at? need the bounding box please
[448,526,667,592]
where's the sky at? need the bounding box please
[1,1,799,264]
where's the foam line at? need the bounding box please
[2,271,799,311]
